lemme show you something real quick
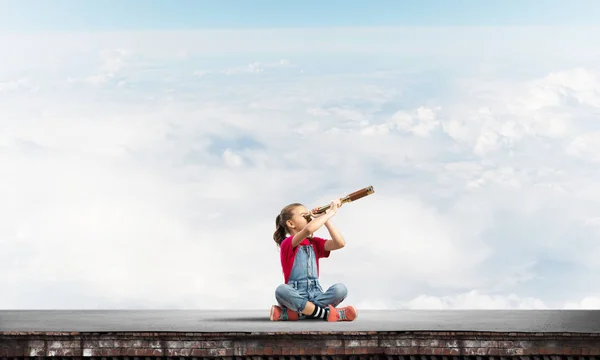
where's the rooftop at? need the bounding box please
[1,310,599,333]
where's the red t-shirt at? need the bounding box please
[280,236,330,284]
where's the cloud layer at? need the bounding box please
[2,27,600,310]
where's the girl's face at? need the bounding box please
[287,205,311,231]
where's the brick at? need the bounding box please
[366,347,380,354]
[29,347,45,356]
[28,340,45,348]
[212,348,230,356]
[380,339,410,347]
[97,340,114,348]
[167,348,191,356]
[83,348,98,356]
[488,348,501,356]
[48,341,63,349]
[346,339,378,347]
[217,340,234,347]
[133,339,145,347]
[393,347,411,355]
[463,348,476,356]
[148,340,161,348]
[243,340,262,348]
[445,340,459,347]
[165,340,183,348]
[192,348,209,356]
[427,339,442,347]
[408,347,420,354]
[48,348,82,356]
[354,347,367,354]
[131,348,146,356]
[517,340,535,348]
[498,340,515,348]
[525,347,539,355]
[112,340,128,347]
[383,347,397,355]
[417,347,429,355]
[325,339,343,347]
[480,341,498,347]
[183,340,201,348]
[463,340,482,348]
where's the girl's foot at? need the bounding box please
[327,304,357,321]
[270,305,299,321]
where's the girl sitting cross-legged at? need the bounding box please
[270,199,357,322]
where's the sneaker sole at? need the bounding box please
[269,306,275,321]
[348,305,358,321]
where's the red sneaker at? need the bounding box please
[270,305,299,321]
[327,304,357,322]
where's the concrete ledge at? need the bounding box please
[2,310,600,358]
[2,310,600,332]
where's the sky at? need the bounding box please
[2,1,600,311]
[2,0,600,31]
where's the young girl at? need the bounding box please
[270,199,357,321]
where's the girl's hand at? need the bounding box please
[310,208,326,218]
[332,198,342,209]
[311,199,341,217]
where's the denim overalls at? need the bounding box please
[275,240,347,315]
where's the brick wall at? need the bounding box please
[2,331,600,359]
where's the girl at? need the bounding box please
[270,198,357,321]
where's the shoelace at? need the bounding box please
[338,309,347,320]
[279,308,289,320]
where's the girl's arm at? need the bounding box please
[324,220,345,251]
[292,201,338,248]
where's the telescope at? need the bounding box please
[304,185,375,220]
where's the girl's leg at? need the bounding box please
[312,283,357,321]
[275,284,310,313]
[275,284,330,319]
[312,283,348,308]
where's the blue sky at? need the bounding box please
[2,2,600,311]
[1,0,600,32]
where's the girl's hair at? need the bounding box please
[274,203,303,248]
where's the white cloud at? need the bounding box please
[194,59,294,77]
[0,77,36,92]
[223,148,244,167]
[401,290,548,309]
[2,27,600,311]
[566,132,600,162]
[66,48,133,86]
[564,296,600,309]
